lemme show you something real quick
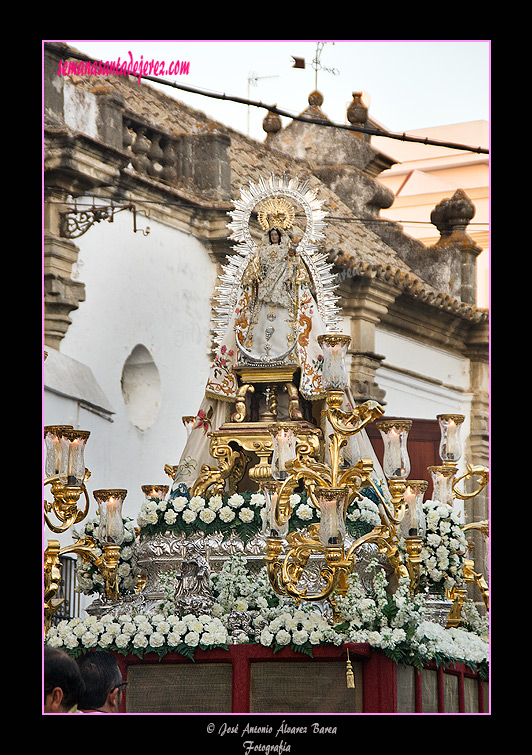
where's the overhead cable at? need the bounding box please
[58,48,489,156]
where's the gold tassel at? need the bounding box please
[346,648,355,689]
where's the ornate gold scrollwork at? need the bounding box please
[191,440,251,498]
[452,464,489,500]
[43,473,91,534]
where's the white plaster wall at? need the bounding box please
[56,208,217,523]
[375,327,472,448]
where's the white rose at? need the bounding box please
[250,493,265,507]
[182,509,197,524]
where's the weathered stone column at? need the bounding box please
[43,189,86,350]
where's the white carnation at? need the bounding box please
[199,508,216,523]
[238,507,254,523]
[219,506,235,522]
[227,493,245,508]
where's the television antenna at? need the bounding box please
[247,71,279,135]
[311,42,340,90]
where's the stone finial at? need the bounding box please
[262,110,282,139]
[304,90,329,124]
[431,189,477,244]
[347,92,368,126]
[308,90,324,109]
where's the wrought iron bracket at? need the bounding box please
[60,202,150,238]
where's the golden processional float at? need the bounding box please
[44,174,489,635]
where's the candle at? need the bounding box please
[437,414,464,463]
[269,424,297,481]
[377,420,411,479]
[317,334,351,390]
[404,485,417,532]
[94,489,127,545]
[58,429,90,485]
[317,487,348,546]
[44,426,72,477]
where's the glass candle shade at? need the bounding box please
[269,423,298,481]
[402,480,428,537]
[58,429,90,486]
[44,425,73,478]
[376,420,412,479]
[316,487,348,546]
[260,486,288,539]
[437,414,465,464]
[94,489,127,545]
[141,484,169,501]
[317,334,351,390]
[428,466,456,506]
[182,416,196,437]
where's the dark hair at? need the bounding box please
[76,651,122,710]
[268,227,283,243]
[44,646,85,710]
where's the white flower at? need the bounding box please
[149,632,165,648]
[182,509,197,524]
[172,496,189,512]
[275,629,291,645]
[295,503,313,521]
[250,493,265,507]
[238,507,254,523]
[208,495,223,511]
[289,493,301,507]
[132,633,148,649]
[228,493,245,508]
[189,496,206,511]
[81,631,98,648]
[98,632,114,647]
[199,508,216,523]
[234,598,249,612]
[115,634,130,649]
[260,628,274,646]
[184,631,200,647]
[219,506,235,522]
[292,629,309,645]
[164,509,178,525]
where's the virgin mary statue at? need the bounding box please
[168,175,383,493]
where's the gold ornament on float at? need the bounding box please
[257,196,296,230]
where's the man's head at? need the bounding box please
[76,651,125,713]
[44,646,86,713]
